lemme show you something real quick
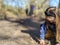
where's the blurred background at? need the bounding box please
[0,0,51,45]
[0,0,49,20]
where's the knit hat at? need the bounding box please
[45,7,56,17]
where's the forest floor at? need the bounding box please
[0,16,55,45]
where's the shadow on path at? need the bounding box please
[4,17,55,45]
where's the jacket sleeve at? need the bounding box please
[49,0,59,8]
[40,23,46,40]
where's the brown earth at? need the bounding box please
[0,17,55,45]
[0,18,40,45]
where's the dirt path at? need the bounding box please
[0,20,40,45]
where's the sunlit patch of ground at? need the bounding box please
[0,20,40,45]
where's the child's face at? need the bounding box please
[46,16,56,23]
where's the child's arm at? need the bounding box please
[40,22,46,40]
[40,22,46,45]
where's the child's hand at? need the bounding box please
[40,39,45,45]
[56,43,60,45]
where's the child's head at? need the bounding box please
[45,7,56,23]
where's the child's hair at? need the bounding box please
[45,7,56,17]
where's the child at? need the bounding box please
[40,0,60,45]
[40,7,60,45]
